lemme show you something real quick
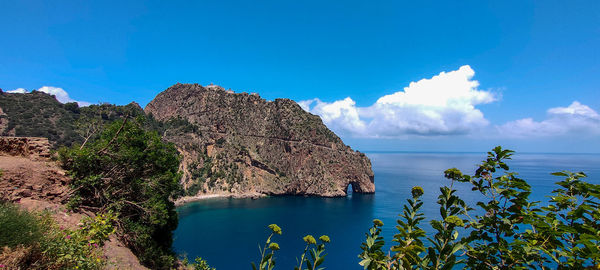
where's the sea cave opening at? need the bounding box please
[346,182,357,196]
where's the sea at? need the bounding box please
[173,152,600,269]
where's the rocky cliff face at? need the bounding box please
[145,83,374,197]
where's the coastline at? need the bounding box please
[173,192,266,206]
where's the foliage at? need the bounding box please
[358,219,388,270]
[252,224,283,270]
[190,257,217,270]
[450,146,544,268]
[0,91,80,146]
[0,90,145,148]
[163,117,200,135]
[179,255,216,270]
[390,187,426,269]
[58,117,182,269]
[215,137,226,146]
[78,212,117,246]
[40,212,112,269]
[251,224,330,270]
[0,202,43,248]
[353,146,600,269]
[0,202,113,270]
[295,234,329,270]
[424,185,467,270]
[64,102,80,113]
[186,153,214,196]
[358,181,468,270]
[537,171,600,268]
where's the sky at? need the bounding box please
[1,0,598,153]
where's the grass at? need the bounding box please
[0,202,43,248]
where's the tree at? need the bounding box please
[58,116,182,269]
[64,102,80,113]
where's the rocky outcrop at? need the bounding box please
[0,137,51,159]
[0,137,64,202]
[145,83,375,197]
[0,155,69,203]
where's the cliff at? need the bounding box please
[145,83,375,197]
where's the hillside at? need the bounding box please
[0,86,375,198]
[146,83,375,197]
[0,90,144,148]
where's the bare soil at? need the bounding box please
[0,154,147,270]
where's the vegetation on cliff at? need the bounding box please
[0,202,115,269]
[145,83,374,197]
[0,90,144,148]
[58,117,182,269]
[0,86,375,198]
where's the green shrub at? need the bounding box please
[78,212,117,246]
[39,212,113,269]
[0,203,112,269]
[64,102,80,113]
[354,146,600,269]
[0,202,43,248]
[58,117,182,269]
[191,257,216,270]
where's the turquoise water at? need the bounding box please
[174,152,600,269]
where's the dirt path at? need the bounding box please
[0,155,69,203]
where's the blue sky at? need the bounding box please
[1,0,598,152]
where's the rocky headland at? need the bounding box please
[146,83,375,198]
[0,85,376,199]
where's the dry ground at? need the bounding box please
[0,154,147,270]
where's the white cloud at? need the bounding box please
[37,86,91,106]
[300,65,496,137]
[7,88,27,94]
[300,97,367,136]
[497,101,600,137]
[6,86,91,106]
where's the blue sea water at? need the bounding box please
[174,152,600,269]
